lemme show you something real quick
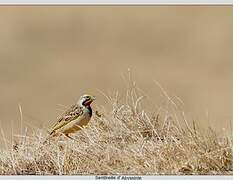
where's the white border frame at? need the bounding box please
[0,0,233,5]
[0,3,232,180]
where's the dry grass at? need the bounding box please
[1,78,233,175]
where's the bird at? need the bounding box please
[44,94,95,143]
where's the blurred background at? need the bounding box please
[1,6,233,142]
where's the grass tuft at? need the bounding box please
[1,79,233,175]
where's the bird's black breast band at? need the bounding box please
[87,106,92,117]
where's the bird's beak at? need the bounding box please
[91,96,96,101]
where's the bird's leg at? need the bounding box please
[64,134,78,142]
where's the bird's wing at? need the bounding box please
[49,104,83,134]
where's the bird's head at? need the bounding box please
[78,94,96,106]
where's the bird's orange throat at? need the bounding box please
[83,100,93,106]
